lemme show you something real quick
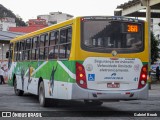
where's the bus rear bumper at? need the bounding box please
[71,84,148,100]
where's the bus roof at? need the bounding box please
[10,18,75,43]
[10,16,144,43]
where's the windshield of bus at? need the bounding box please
[81,17,144,53]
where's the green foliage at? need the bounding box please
[151,31,159,64]
[0,4,26,26]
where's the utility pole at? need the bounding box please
[146,0,151,89]
[146,0,151,71]
[141,0,151,89]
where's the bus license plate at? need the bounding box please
[107,83,120,88]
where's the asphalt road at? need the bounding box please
[0,84,160,119]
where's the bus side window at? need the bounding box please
[17,42,20,61]
[49,31,59,45]
[48,31,59,59]
[36,37,39,60]
[13,42,16,61]
[67,27,72,43]
[39,35,45,60]
[66,27,72,57]
[19,41,25,61]
[24,39,27,60]
[45,34,49,47]
[40,35,45,47]
[22,40,26,60]
[14,42,19,61]
[8,43,13,69]
[44,34,49,60]
[25,39,31,60]
[32,36,39,60]
[59,27,72,59]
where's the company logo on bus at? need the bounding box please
[111,50,117,56]
[104,73,123,80]
[86,64,93,71]
[111,73,116,76]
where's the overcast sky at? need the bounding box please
[1,0,129,22]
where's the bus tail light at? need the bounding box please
[138,65,148,89]
[76,62,87,89]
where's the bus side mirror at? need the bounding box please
[6,51,9,58]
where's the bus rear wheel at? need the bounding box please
[39,81,46,107]
[39,81,59,107]
[14,78,24,96]
[84,100,103,106]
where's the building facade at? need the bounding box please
[0,31,24,82]
[9,18,47,33]
[0,17,16,31]
[37,12,73,26]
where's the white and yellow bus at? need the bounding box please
[7,16,148,107]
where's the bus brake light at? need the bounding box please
[138,65,148,89]
[80,73,84,78]
[142,74,146,79]
[76,62,87,89]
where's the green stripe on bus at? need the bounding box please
[9,60,79,84]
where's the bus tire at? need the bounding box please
[84,100,103,106]
[39,81,49,107]
[14,77,24,96]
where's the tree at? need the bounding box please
[151,31,159,64]
[0,4,26,26]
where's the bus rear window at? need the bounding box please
[81,19,144,53]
